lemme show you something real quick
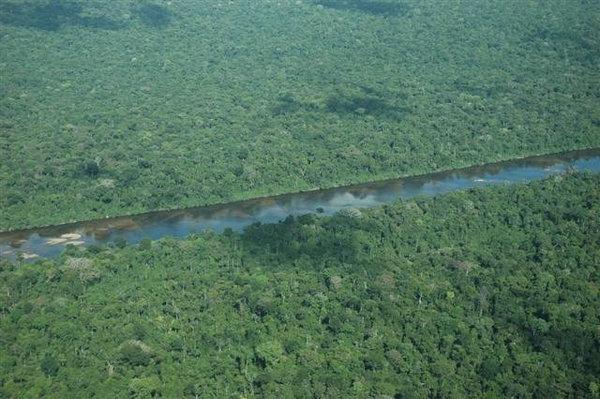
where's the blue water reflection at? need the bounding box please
[2,149,599,260]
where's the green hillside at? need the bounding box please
[1,0,599,230]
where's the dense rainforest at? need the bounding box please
[1,0,599,230]
[1,173,599,398]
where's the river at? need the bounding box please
[2,148,599,260]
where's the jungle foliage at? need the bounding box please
[1,173,599,397]
[1,0,599,230]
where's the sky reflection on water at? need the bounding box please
[2,149,599,260]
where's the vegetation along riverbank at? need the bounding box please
[1,0,599,230]
[1,173,599,397]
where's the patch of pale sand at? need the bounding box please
[22,253,39,259]
[66,241,85,246]
[46,237,69,245]
[60,233,82,240]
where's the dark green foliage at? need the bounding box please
[0,1,123,31]
[85,244,104,254]
[4,192,24,206]
[1,0,598,231]
[272,94,304,115]
[82,161,99,178]
[315,0,411,16]
[113,237,127,249]
[137,159,152,169]
[40,354,59,376]
[9,302,32,322]
[325,92,407,119]
[1,174,598,397]
[132,323,146,340]
[182,383,201,398]
[134,3,172,28]
[119,342,152,367]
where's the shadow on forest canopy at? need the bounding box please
[240,214,369,267]
[273,84,409,120]
[133,3,173,28]
[315,0,410,16]
[324,93,408,119]
[0,1,124,31]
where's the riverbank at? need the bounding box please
[2,172,598,397]
[2,0,599,231]
[2,147,599,260]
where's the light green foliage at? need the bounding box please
[1,173,599,397]
[1,0,599,230]
[128,376,162,399]
[255,340,284,368]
